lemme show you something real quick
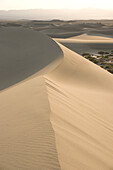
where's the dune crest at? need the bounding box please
[55,33,113,43]
[0,27,63,91]
[68,33,113,40]
[55,33,113,55]
[0,28,113,170]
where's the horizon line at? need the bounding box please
[1,7,113,11]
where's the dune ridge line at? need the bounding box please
[0,28,113,170]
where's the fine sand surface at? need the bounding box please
[45,44,113,170]
[0,28,113,170]
[0,76,61,170]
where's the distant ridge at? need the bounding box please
[0,8,113,20]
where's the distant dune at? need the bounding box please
[0,28,113,170]
[56,34,113,54]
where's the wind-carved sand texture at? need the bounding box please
[0,28,113,170]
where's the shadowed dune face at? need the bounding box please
[0,28,63,90]
[88,29,113,38]
[58,42,113,54]
[40,29,84,38]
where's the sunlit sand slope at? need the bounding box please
[0,76,61,170]
[45,44,113,170]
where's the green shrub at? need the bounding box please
[104,55,109,58]
[104,52,109,54]
[82,52,91,57]
[108,69,113,74]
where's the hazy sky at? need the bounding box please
[0,0,113,10]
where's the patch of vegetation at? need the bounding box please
[98,51,105,56]
[82,53,91,57]
[82,51,113,74]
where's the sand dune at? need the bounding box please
[0,28,113,170]
[68,33,113,40]
[0,28,62,170]
[45,44,113,170]
[0,76,61,170]
[55,34,113,54]
[40,29,84,38]
[88,29,113,38]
